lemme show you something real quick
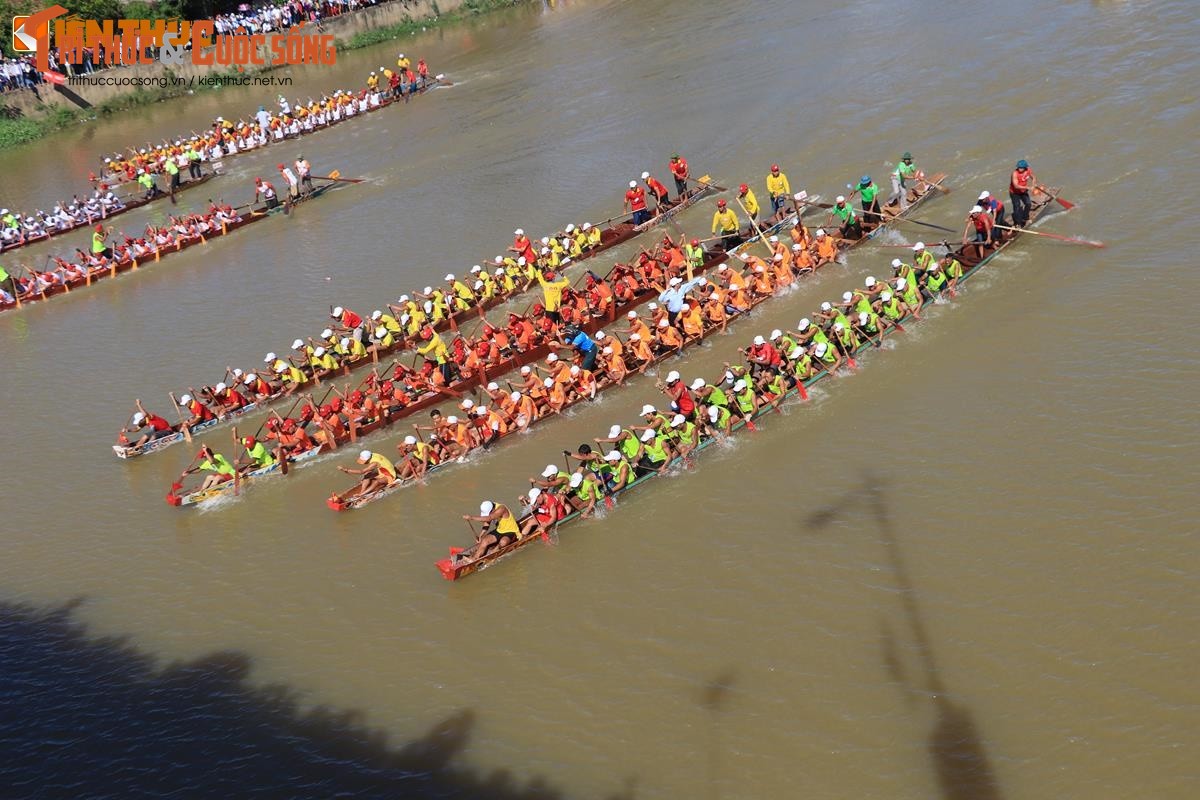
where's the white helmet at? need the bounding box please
[332,306,343,316]
[542,464,559,478]
[215,382,227,392]
[404,435,417,445]
[179,394,192,404]
[358,450,372,461]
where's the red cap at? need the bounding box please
[739,183,748,193]
[255,177,263,184]
[771,164,779,171]
[242,436,256,447]
[94,224,103,232]
[717,199,727,207]
[276,163,285,170]
[690,238,699,247]
[544,271,556,280]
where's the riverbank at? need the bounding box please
[0,0,528,152]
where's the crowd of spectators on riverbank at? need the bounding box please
[2,0,391,94]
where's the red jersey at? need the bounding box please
[646,177,669,200]
[1009,168,1034,194]
[669,157,689,180]
[514,235,536,263]
[188,399,215,422]
[146,414,172,431]
[626,186,647,212]
[417,60,429,77]
[751,342,782,367]
[340,308,363,329]
[668,383,695,417]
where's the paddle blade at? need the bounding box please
[604,496,614,510]
[1054,196,1075,210]
[328,169,341,180]
[848,356,858,369]
[746,419,758,432]
[797,382,809,401]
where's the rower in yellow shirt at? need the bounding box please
[445,273,475,312]
[737,183,759,222]
[396,53,411,71]
[765,163,791,217]
[536,268,572,322]
[584,222,602,249]
[417,327,452,382]
[711,199,740,249]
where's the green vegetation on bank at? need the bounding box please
[343,0,527,50]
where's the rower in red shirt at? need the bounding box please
[510,228,536,264]
[1008,158,1038,227]
[641,171,670,210]
[330,305,363,332]
[118,399,175,447]
[658,369,695,419]
[668,153,690,200]
[625,180,650,226]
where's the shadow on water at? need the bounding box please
[0,597,636,800]
[805,472,1004,800]
[696,669,737,800]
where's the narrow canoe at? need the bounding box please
[435,184,1051,581]
[3,182,338,315]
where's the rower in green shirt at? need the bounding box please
[890,151,917,211]
[0,264,17,299]
[941,255,964,294]
[858,175,881,225]
[921,260,949,299]
[137,170,158,199]
[181,444,236,490]
[827,195,862,239]
[241,435,278,472]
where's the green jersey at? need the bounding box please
[199,454,235,477]
[245,441,276,468]
[832,204,856,224]
[859,183,879,204]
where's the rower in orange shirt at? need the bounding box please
[679,302,705,340]
[626,332,652,371]
[771,253,793,287]
[813,228,839,268]
[641,171,670,211]
[625,310,652,342]
[668,153,690,199]
[653,317,683,354]
[791,243,815,273]
[749,265,775,298]
[594,330,621,359]
[509,228,536,264]
[543,377,567,414]
[600,344,628,384]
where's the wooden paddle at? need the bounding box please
[1037,185,1074,210]
[687,173,726,193]
[169,391,193,443]
[992,223,1104,248]
[889,215,958,235]
[311,170,365,184]
[232,426,241,496]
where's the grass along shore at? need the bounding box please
[0,0,529,152]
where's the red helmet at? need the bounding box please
[381,380,394,393]
[717,200,727,209]
[319,404,331,416]
[421,326,433,339]
[544,271,556,280]
[771,164,780,172]
[95,224,103,232]
[266,418,279,431]
[330,397,344,412]
[242,436,256,447]
[533,303,545,314]
[276,163,285,170]
[690,239,699,247]
[349,390,364,403]
[739,183,748,193]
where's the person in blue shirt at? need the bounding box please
[555,325,599,371]
[657,275,707,325]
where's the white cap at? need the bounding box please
[510,391,521,402]
[444,273,454,281]
[892,258,903,268]
[565,224,575,233]
[895,278,906,290]
[480,500,495,515]
[471,265,482,273]
[815,343,828,355]
[517,256,527,265]
[816,228,826,236]
[569,472,584,488]
[541,237,550,245]
[547,353,559,363]
[608,424,623,439]
[843,291,853,302]
[836,195,845,203]
[423,286,433,295]
[603,346,613,354]
[486,381,499,391]
[691,378,706,390]
[447,415,459,424]
[474,280,484,290]
[768,235,779,243]
[359,450,372,461]
[371,310,382,320]
[570,365,580,376]
[820,302,832,312]
[770,329,783,340]
[528,487,543,501]
[789,346,805,360]
[792,244,802,251]
[321,328,333,338]
[340,337,351,347]
[640,428,657,442]
[733,379,747,391]
[971,205,984,214]
[462,398,475,409]
[541,247,550,255]
[627,310,638,319]
[671,414,686,428]
[179,394,192,404]
[718,264,729,273]
[641,171,651,180]
[708,406,721,422]
[753,335,765,346]
[520,366,531,375]
[881,291,893,301]
[595,330,606,340]
[666,370,681,383]
[798,318,810,330]
[927,261,940,270]
[244,374,256,385]
[833,322,844,331]
[649,302,659,310]
[132,412,146,424]
[669,277,682,286]
[629,333,641,341]
[292,338,304,349]
[865,276,877,287]
[978,191,990,200]
[314,347,326,356]
[543,377,554,387]
[605,450,622,462]
[542,464,559,478]
[913,242,925,251]
[629,180,637,188]
[275,363,287,373]
[514,228,524,236]
[495,268,505,276]
[582,222,592,230]
[773,254,783,262]
[332,306,343,316]
[658,319,669,327]
[399,294,410,303]
[859,312,869,325]
[724,370,735,384]
[641,404,657,416]
[739,252,751,262]
[215,382,227,392]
